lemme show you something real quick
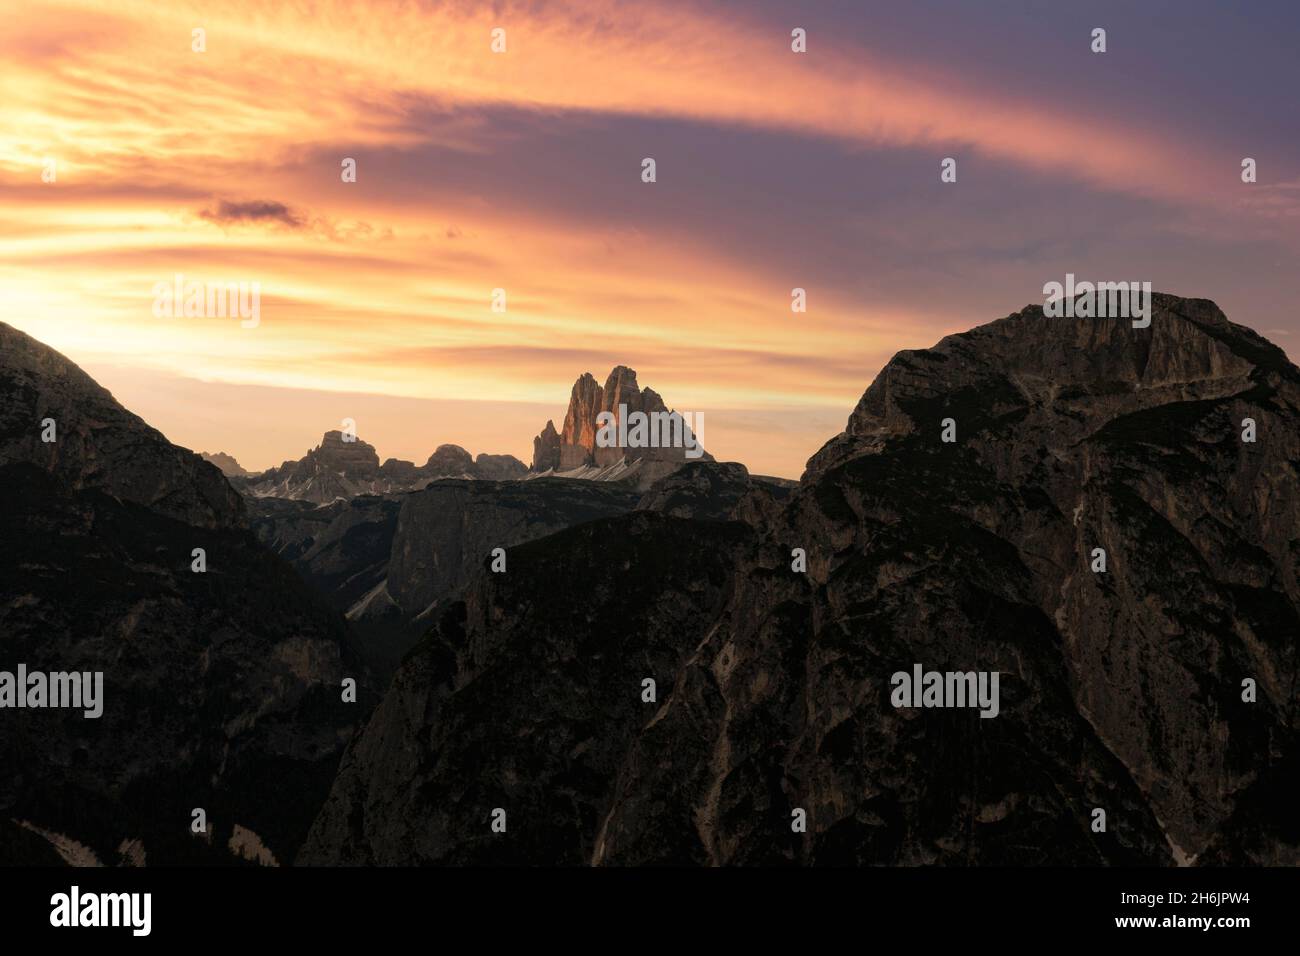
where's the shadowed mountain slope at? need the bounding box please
[0,325,369,865]
[301,295,1299,866]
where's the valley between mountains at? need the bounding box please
[2,293,1296,866]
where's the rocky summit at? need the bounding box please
[0,322,244,530]
[200,451,249,478]
[301,295,1299,866]
[238,433,527,504]
[531,365,712,490]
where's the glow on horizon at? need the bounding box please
[3,0,1297,477]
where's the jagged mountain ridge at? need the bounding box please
[238,431,527,504]
[0,323,243,529]
[531,365,712,491]
[201,451,249,477]
[229,364,712,505]
[301,294,1299,866]
[249,462,791,678]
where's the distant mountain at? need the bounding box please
[237,431,526,503]
[301,295,1300,866]
[531,366,712,491]
[232,365,711,505]
[201,450,249,477]
[240,372,732,674]
[0,322,368,865]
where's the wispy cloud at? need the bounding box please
[199,199,304,229]
[1,0,1296,478]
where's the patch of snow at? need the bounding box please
[346,579,391,620]
[15,819,103,866]
[228,824,279,866]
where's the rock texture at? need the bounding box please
[249,478,639,676]
[0,328,368,865]
[298,511,753,865]
[239,434,526,503]
[636,460,794,523]
[474,453,530,480]
[0,322,244,529]
[530,366,711,490]
[200,451,249,477]
[301,295,1299,866]
[383,478,640,626]
[249,495,401,619]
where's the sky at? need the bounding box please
[2,0,1298,478]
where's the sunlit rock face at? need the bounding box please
[531,366,711,490]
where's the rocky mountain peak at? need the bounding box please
[600,365,641,411]
[1,325,362,864]
[0,321,244,529]
[808,293,1296,479]
[424,443,474,474]
[531,365,710,475]
[201,451,249,477]
[240,430,525,503]
[533,419,561,473]
[313,430,381,471]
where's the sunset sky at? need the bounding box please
[3,0,1298,477]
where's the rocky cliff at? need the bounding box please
[249,478,640,676]
[0,327,369,865]
[301,295,1299,866]
[0,322,244,529]
[530,366,711,490]
[201,451,249,477]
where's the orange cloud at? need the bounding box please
[2,0,1291,479]
[2,0,1236,202]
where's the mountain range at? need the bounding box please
[232,432,528,504]
[205,364,711,506]
[530,364,712,488]
[301,294,1300,866]
[3,293,1297,866]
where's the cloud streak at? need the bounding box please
[1,0,1296,477]
[199,199,305,228]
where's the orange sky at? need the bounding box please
[4,0,1297,476]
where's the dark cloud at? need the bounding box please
[199,199,304,228]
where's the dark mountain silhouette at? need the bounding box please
[248,460,794,678]
[300,295,1299,866]
[0,323,243,529]
[0,322,369,866]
